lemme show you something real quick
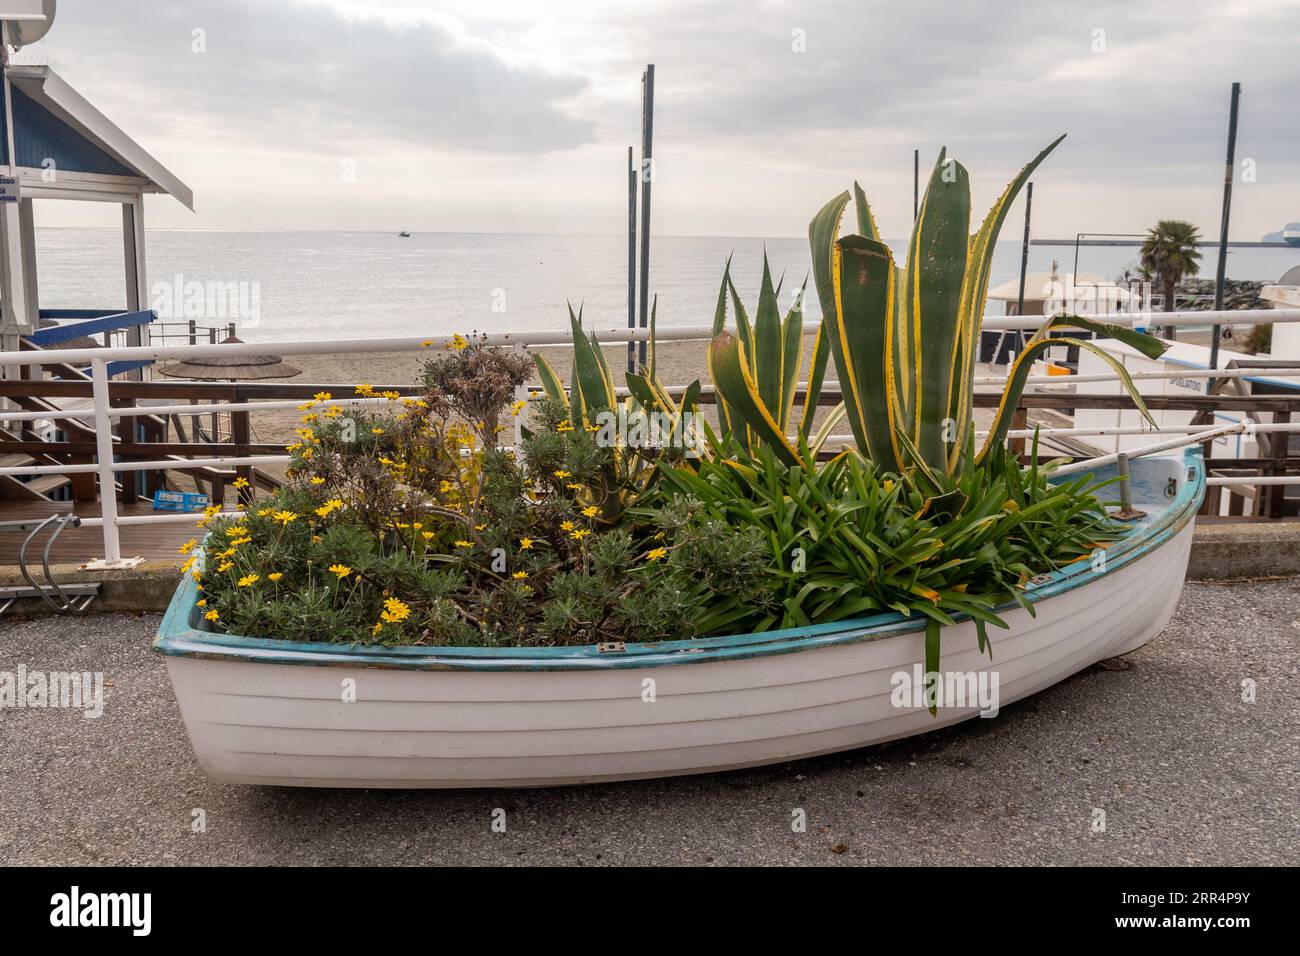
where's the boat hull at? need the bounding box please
[156,450,1203,788]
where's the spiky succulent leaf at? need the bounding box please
[709,331,803,466]
[904,149,971,473]
[829,234,901,472]
[799,322,831,443]
[978,316,1168,461]
[533,354,569,408]
[568,305,615,422]
[754,253,784,416]
[948,134,1067,472]
[780,276,808,430]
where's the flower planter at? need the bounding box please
[155,449,1204,788]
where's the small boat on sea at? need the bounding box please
[398,231,411,238]
[155,449,1204,788]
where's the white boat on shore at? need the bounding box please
[154,449,1204,788]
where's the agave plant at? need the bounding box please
[534,304,698,434]
[707,255,846,466]
[532,303,700,520]
[797,136,1168,478]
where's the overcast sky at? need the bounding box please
[21,0,1300,240]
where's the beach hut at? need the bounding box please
[986,269,1135,316]
[982,266,1137,364]
[0,4,193,371]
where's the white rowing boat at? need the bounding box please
[155,449,1204,788]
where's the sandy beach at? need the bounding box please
[247,338,760,450]
[188,333,1025,494]
[216,339,737,488]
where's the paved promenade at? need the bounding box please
[2,579,1296,866]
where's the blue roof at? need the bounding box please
[0,84,136,177]
[0,64,193,209]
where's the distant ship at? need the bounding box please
[1262,222,1300,245]
[398,231,411,238]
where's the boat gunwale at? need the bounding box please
[153,449,1204,672]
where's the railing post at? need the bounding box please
[1009,404,1028,461]
[84,358,143,570]
[513,381,528,453]
[1268,410,1290,519]
[232,409,253,508]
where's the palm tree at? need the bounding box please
[1141,219,1203,336]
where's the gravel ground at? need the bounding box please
[1,579,1297,867]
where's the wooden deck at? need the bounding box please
[0,499,194,567]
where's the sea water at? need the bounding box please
[32,228,1300,344]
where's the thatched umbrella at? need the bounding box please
[156,334,301,381]
[156,335,302,474]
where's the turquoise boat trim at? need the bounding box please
[153,449,1204,672]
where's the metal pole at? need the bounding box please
[627,145,637,373]
[1113,452,1144,520]
[0,22,29,365]
[637,64,654,369]
[1209,81,1241,380]
[913,149,919,221]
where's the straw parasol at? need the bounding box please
[156,334,301,381]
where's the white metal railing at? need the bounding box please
[974,366,1300,388]
[1048,421,1297,477]
[815,423,1300,449]
[0,307,1297,369]
[2,306,1299,567]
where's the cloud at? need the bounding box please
[15,0,1300,238]
[31,0,595,154]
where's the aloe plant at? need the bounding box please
[707,255,846,466]
[799,136,1167,477]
